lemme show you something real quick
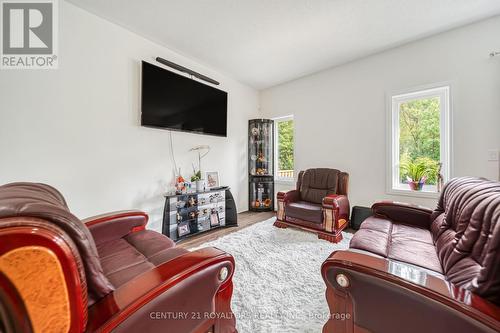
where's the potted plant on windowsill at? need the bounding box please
[400,157,438,191]
[407,175,427,191]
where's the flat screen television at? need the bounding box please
[141,61,228,137]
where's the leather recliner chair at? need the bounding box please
[0,182,237,333]
[321,177,500,333]
[274,168,350,243]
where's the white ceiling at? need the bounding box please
[67,0,500,89]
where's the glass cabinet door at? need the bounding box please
[249,179,274,210]
[249,119,274,176]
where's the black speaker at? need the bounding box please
[225,189,238,227]
[351,206,372,230]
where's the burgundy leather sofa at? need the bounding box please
[321,177,500,333]
[275,168,350,243]
[0,182,237,333]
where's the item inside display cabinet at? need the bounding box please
[251,127,260,140]
[188,196,197,206]
[254,168,268,175]
[251,198,272,208]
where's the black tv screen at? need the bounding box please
[141,61,228,137]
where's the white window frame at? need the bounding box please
[387,84,452,198]
[274,115,295,184]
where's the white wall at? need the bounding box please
[261,16,500,208]
[0,1,260,232]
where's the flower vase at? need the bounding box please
[195,180,205,192]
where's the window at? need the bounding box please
[274,116,294,182]
[388,85,451,197]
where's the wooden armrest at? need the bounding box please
[322,250,500,331]
[371,201,433,229]
[322,194,350,224]
[86,247,235,332]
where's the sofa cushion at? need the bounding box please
[300,168,339,204]
[349,217,391,257]
[430,177,500,304]
[97,229,188,288]
[350,217,443,273]
[286,201,323,224]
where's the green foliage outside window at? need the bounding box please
[278,120,294,171]
[399,97,440,185]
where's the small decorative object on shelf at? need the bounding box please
[189,145,210,192]
[175,169,186,194]
[248,119,274,211]
[206,171,219,189]
[191,167,204,192]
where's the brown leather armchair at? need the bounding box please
[274,168,350,243]
[0,183,237,333]
[321,177,500,333]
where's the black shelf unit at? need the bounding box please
[248,119,274,211]
[162,187,238,242]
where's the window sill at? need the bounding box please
[274,178,295,185]
[387,184,440,199]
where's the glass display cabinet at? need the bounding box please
[248,119,274,211]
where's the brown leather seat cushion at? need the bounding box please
[350,217,443,273]
[286,201,323,224]
[97,229,188,288]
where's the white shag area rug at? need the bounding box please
[191,217,352,333]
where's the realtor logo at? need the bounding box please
[1,0,58,69]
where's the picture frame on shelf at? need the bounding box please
[210,211,220,227]
[178,222,191,237]
[206,171,219,189]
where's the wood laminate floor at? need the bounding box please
[177,211,275,249]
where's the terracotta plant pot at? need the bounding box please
[408,180,424,191]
